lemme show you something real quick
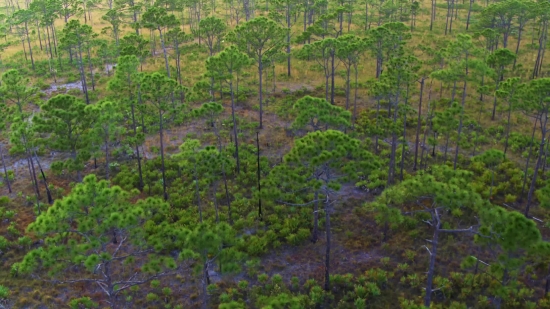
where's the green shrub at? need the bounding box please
[18,236,32,249]
[146,293,159,302]
[0,196,9,206]
[0,236,8,250]
[68,297,97,309]
[0,285,9,299]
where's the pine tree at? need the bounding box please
[519,78,550,217]
[140,72,185,200]
[181,222,244,309]
[487,48,516,121]
[264,130,380,291]
[290,95,351,132]
[368,165,485,307]
[59,20,98,105]
[107,55,146,189]
[119,33,149,71]
[476,206,542,308]
[227,16,285,129]
[86,100,124,180]
[1,69,41,200]
[34,94,94,182]
[19,175,178,309]
[141,7,179,77]
[335,34,368,119]
[205,46,252,173]
[0,101,10,193]
[199,16,227,56]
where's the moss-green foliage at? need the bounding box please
[18,175,177,303]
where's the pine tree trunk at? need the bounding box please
[158,28,171,77]
[503,91,516,155]
[77,42,90,105]
[25,22,35,70]
[330,51,336,105]
[222,161,232,225]
[525,112,548,217]
[413,78,425,170]
[104,132,110,180]
[353,64,359,126]
[312,190,319,243]
[258,53,265,128]
[230,81,240,173]
[466,0,473,30]
[324,196,331,292]
[287,5,291,77]
[424,224,439,308]
[36,22,43,51]
[87,47,95,91]
[256,132,262,220]
[159,109,168,200]
[520,116,539,202]
[0,143,11,193]
[33,150,53,204]
[513,26,522,69]
[454,77,468,170]
[400,84,410,180]
[345,66,351,110]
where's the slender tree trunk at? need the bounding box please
[77,42,90,104]
[159,109,168,200]
[513,25,522,69]
[374,98,380,154]
[287,6,291,77]
[400,84,410,181]
[324,196,331,292]
[130,103,144,190]
[51,25,58,57]
[420,100,433,169]
[222,161,232,224]
[0,144,11,193]
[36,22,43,51]
[525,112,548,217]
[503,90,516,155]
[413,78,425,170]
[104,133,110,180]
[430,0,435,31]
[230,81,240,173]
[424,224,439,308]
[454,77,468,170]
[312,190,319,243]
[25,22,35,70]
[533,22,548,79]
[87,47,95,91]
[353,64,359,126]
[33,150,53,204]
[520,116,539,202]
[256,132,262,220]
[466,0,473,30]
[158,28,171,77]
[45,24,54,59]
[21,38,28,63]
[258,55,264,129]
[444,0,450,35]
[330,50,336,105]
[387,71,401,186]
[345,66,351,110]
